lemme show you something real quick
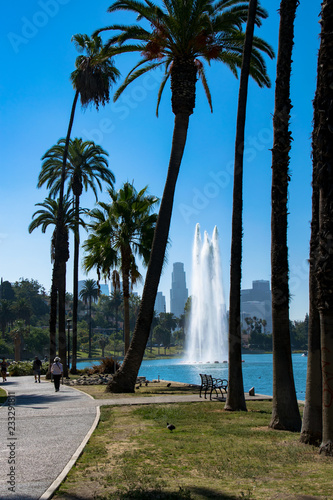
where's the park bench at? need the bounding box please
[199,373,228,400]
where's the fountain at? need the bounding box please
[185,224,228,363]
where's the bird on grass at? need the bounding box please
[167,422,175,432]
[167,382,171,387]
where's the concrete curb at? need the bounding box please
[39,405,101,500]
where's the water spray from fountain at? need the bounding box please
[185,223,228,363]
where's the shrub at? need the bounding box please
[8,360,49,376]
[89,356,120,375]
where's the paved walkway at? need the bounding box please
[0,377,272,500]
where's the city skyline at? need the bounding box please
[1,1,320,322]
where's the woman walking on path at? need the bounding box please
[51,357,63,392]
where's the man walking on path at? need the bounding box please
[32,356,42,383]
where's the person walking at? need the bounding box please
[51,357,63,392]
[32,356,42,383]
[1,358,8,382]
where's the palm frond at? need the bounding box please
[113,61,164,101]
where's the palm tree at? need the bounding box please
[269,0,301,431]
[38,137,115,373]
[300,18,322,446]
[111,269,123,334]
[96,0,273,393]
[311,0,333,456]
[52,34,120,372]
[79,279,99,358]
[28,197,82,376]
[0,300,13,336]
[299,145,322,446]
[226,0,262,413]
[83,182,158,357]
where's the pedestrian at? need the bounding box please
[32,356,42,383]
[1,358,8,382]
[51,356,63,392]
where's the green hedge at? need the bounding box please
[8,361,49,376]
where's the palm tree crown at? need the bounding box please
[28,197,79,261]
[71,33,121,109]
[79,278,100,304]
[38,138,114,199]
[83,183,159,285]
[83,182,158,353]
[97,0,274,115]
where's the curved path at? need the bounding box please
[0,376,272,500]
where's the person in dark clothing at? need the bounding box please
[1,358,8,382]
[32,356,42,383]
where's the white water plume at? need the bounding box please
[185,224,228,363]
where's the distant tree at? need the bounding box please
[0,281,15,302]
[153,324,169,355]
[159,313,177,333]
[99,336,108,357]
[129,294,141,333]
[79,279,99,358]
[13,279,49,323]
[12,298,31,326]
[0,300,13,336]
[83,183,158,356]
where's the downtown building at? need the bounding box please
[241,280,272,333]
[154,291,166,315]
[170,262,188,319]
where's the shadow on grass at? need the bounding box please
[141,385,200,395]
[57,486,243,499]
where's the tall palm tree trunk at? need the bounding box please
[71,189,81,374]
[300,92,322,445]
[107,112,190,392]
[313,0,333,456]
[47,264,58,378]
[226,0,258,412]
[122,251,131,354]
[88,296,92,358]
[53,90,79,368]
[269,0,301,432]
[58,259,68,378]
[71,231,79,373]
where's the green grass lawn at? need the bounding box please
[54,400,332,500]
[77,345,184,361]
[74,380,199,399]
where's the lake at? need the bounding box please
[77,353,308,401]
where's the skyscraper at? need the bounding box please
[241,280,272,333]
[170,262,188,318]
[154,291,166,315]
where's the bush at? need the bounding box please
[89,356,120,375]
[8,360,49,376]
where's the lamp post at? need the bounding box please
[67,319,71,372]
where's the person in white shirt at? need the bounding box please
[51,357,63,392]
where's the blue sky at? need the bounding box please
[1,0,321,320]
